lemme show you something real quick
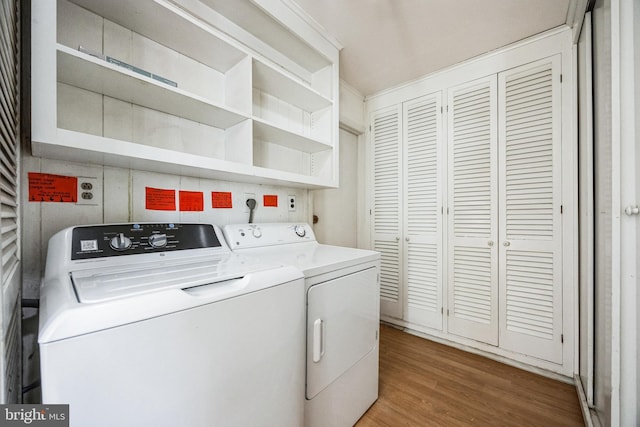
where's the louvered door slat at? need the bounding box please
[403,93,443,330]
[447,76,498,345]
[372,105,403,318]
[498,56,562,364]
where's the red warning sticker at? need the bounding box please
[211,192,233,208]
[145,187,176,211]
[263,194,278,207]
[179,190,204,212]
[28,173,77,203]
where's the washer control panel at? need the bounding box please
[71,223,222,260]
[223,223,315,249]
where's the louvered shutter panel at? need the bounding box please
[371,105,403,319]
[0,0,21,403]
[446,76,499,345]
[403,93,443,330]
[498,56,562,363]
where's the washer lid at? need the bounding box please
[71,255,270,303]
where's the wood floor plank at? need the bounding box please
[356,325,584,427]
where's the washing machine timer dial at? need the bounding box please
[109,233,132,251]
[148,233,168,248]
[294,225,306,237]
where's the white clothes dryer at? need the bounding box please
[223,223,380,427]
[38,223,305,427]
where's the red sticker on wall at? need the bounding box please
[263,195,278,207]
[179,191,204,212]
[28,173,77,203]
[211,192,233,208]
[145,187,176,211]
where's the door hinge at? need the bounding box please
[447,309,450,316]
[560,74,563,83]
[441,307,443,314]
[561,334,564,343]
[370,209,372,215]
[561,205,563,214]
[376,329,379,340]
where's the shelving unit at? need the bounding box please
[32,0,340,188]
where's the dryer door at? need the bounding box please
[306,266,379,399]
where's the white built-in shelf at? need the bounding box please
[57,45,249,129]
[253,60,333,111]
[32,0,340,189]
[252,118,331,153]
[198,0,332,74]
[72,0,247,73]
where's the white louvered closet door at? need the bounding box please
[403,94,443,330]
[0,0,21,402]
[446,76,499,345]
[371,105,403,319]
[498,56,563,363]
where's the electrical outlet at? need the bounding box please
[76,177,99,206]
[288,195,296,211]
[244,193,256,213]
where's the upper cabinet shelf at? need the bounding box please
[57,45,249,130]
[31,0,341,188]
[253,60,332,112]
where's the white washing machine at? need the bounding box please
[223,223,380,427]
[38,222,305,427]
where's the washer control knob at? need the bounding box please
[294,225,306,237]
[252,228,262,238]
[110,233,132,251]
[148,233,168,248]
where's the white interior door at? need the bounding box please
[497,56,563,364]
[371,105,403,319]
[403,93,444,330]
[446,76,499,345]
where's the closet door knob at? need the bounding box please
[503,241,511,247]
[625,205,639,216]
[487,240,494,247]
[405,237,410,242]
[395,237,400,242]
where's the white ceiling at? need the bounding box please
[292,0,572,96]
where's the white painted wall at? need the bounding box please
[312,129,358,247]
[311,81,365,247]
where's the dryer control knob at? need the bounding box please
[110,233,132,251]
[148,233,167,248]
[294,225,306,237]
[252,228,262,238]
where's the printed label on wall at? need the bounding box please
[28,173,77,202]
[179,191,204,212]
[145,187,176,211]
[211,192,233,208]
[263,195,278,207]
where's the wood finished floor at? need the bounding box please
[355,325,584,427]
